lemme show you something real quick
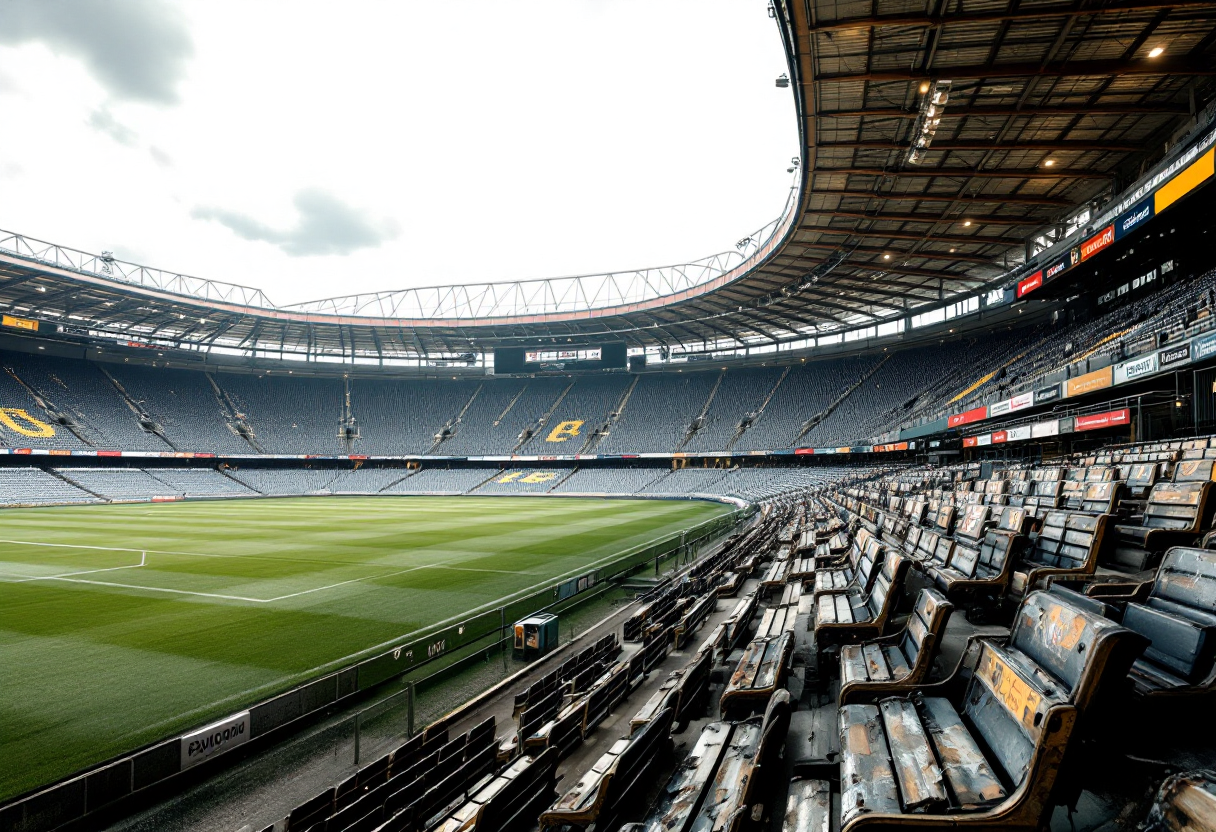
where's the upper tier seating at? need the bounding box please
[220,374,345,454]
[107,364,253,454]
[596,372,720,454]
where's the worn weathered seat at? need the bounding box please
[839,588,954,704]
[1111,470,1213,572]
[1123,547,1216,698]
[825,591,1145,832]
[1010,510,1109,599]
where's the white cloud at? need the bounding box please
[88,108,138,146]
[0,1,796,305]
[193,189,399,257]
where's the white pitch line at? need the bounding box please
[6,562,148,584]
[38,576,268,603]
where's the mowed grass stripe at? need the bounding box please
[0,496,727,801]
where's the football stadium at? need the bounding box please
[4,3,1216,832]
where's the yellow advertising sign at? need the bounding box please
[1065,366,1113,398]
[1,315,38,332]
[1156,148,1215,214]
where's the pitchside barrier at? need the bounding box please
[0,506,744,832]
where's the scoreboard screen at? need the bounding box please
[494,342,625,374]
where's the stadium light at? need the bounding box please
[1149,46,1164,58]
[963,220,971,227]
[1044,158,1055,167]
[775,74,790,88]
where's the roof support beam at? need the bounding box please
[818,58,1216,83]
[805,1,1216,33]
[811,188,1071,206]
[813,210,1040,226]
[818,139,1141,152]
[811,166,1109,179]
[816,103,1191,118]
[801,226,1016,246]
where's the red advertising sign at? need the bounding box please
[992,430,1008,444]
[947,406,988,428]
[873,442,909,453]
[794,448,815,455]
[962,436,978,448]
[1080,224,1115,262]
[1016,271,1043,298]
[1075,408,1131,431]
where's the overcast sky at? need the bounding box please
[0,1,797,307]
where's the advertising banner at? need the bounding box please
[1031,419,1060,438]
[1005,425,1032,442]
[976,434,993,446]
[1017,271,1043,298]
[1194,331,1216,363]
[1065,366,1113,397]
[1159,343,1192,369]
[962,436,978,448]
[991,431,1008,444]
[1155,148,1215,214]
[873,442,909,452]
[181,712,250,769]
[1114,353,1159,384]
[1075,408,1132,431]
[1080,224,1115,262]
[1044,258,1068,282]
[1115,198,1154,240]
[989,400,1011,417]
[989,392,1032,417]
[947,406,988,428]
[1035,383,1062,404]
[1,314,38,332]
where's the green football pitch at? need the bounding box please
[0,495,729,801]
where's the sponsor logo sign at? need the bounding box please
[181,712,250,769]
[1045,259,1068,281]
[989,400,1012,417]
[1194,332,1216,362]
[1065,366,1113,397]
[1115,199,1154,240]
[991,431,1008,444]
[947,406,988,428]
[1159,343,1191,369]
[1009,392,1033,412]
[962,436,978,448]
[1016,271,1043,298]
[794,448,814,455]
[1035,384,1061,404]
[976,434,993,446]
[1005,425,1032,442]
[873,442,909,452]
[1075,408,1131,431]
[1080,224,1115,261]
[1031,419,1060,438]
[1,314,38,332]
[1114,353,1159,384]
[1156,148,1215,214]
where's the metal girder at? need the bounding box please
[811,188,1071,205]
[811,166,1110,179]
[815,103,1191,119]
[818,58,1216,83]
[817,139,1142,152]
[800,226,1016,246]
[791,241,999,264]
[811,210,1041,226]
[804,1,1216,33]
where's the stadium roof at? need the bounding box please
[1,0,1214,362]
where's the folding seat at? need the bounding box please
[1079,481,1123,515]
[813,534,882,597]
[924,504,987,584]
[1110,461,1214,572]
[815,553,911,660]
[1122,547,1216,698]
[933,506,1028,610]
[1061,477,1087,511]
[1121,462,1162,514]
[1009,510,1110,598]
[838,588,953,704]
[816,591,1145,832]
[932,504,956,536]
[1007,479,1032,508]
[1025,479,1063,517]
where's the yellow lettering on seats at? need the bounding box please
[0,408,55,438]
[546,420,584,442]
[521,472,557,483]
[496,471,524,483]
